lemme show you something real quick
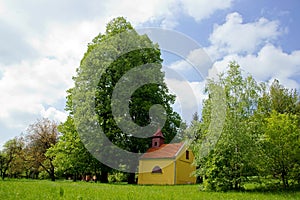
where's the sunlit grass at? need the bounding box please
[0,179,299,200]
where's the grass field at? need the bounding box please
[0,179,299,200]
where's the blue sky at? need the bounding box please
[0,0,300,148]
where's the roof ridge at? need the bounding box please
[140,142,185,159]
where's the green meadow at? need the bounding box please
[0,180,299,200]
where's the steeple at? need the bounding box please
[151,129,165,148]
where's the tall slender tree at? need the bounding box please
[191,62,260,191]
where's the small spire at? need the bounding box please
[152,128,164,138]
[151,128,165,148]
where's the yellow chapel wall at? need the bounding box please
[138,159,175,185]
[175,149,196,184]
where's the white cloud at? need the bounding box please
[164,47,214,122]
[167,48,213,81]
[0,18,107,135]
[182,0,233,21]
[104,0,175,25]
[104,0,234,28]
[1,0,188,143]
[5,0,299,148]
[0,57,73,127]
[41,107,67,123]
[211,44,300,89]
[203,12,300,90]
[28,20,103,61]
[165,78,206,123]
[208,12,282,58]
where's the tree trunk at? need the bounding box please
[281,170,289,189]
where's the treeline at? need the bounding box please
[0,118,58,181]
[188,62,300,191]
[1,62,299,189]
[0,118,128,183]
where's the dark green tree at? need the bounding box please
[192,112,200,122]
[254,80,300,187]
[70,17,181,183]
[47,116,107,182]
[0,138,23,179]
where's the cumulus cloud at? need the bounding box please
[104,0,175,25]
[28,20,103,61]
[211,44,300,89]
[167,48,213,81]
[0,15,108,137]
[0,0,236,66]
[40,107,67,123]
[0,57,74,126]
[163,47,214,122]
[165,78,206,123]
[106,0,234,28]
[202,11,300,90]
[181,0,233,21]
[8,0,299,148]
[208,12,282,58]
[0,21,37,65]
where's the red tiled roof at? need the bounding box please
[140,142,185,159]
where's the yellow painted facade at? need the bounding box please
[175,148,196,184]
[138,159,175,185]
[138,145,196,185]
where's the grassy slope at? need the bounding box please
[0,180,299,200]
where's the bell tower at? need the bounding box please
[151,129,165,148]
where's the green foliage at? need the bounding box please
[38,171,50,180]
[70,16,181,176]
[25,118,59,181]
[190,61,300,191]
[91,17,180,145]
[47,116,106,182]
[191,62,260,191]
[254,79,300,186]
[44,17,182,183]
[108,171,128,183]
[269,80,300,114]
[0,137,24,179]
[262,111,300,188]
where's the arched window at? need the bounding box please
[152,166,162,173]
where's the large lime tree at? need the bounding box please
[69,17,181,183]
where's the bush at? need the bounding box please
[38,171,50,180]
[108,172,128,183]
